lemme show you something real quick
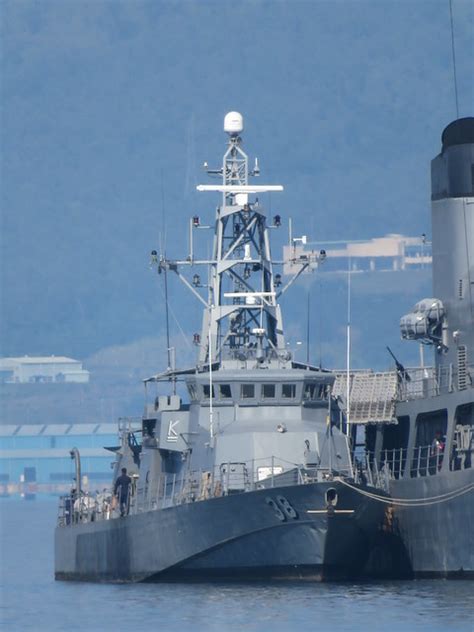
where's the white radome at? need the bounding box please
[224,111,243,135]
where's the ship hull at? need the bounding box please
[389,468,474,578]
[55,480,390,583]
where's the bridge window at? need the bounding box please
[304,383,318,400]
[262,384,275,399]
[318,384,329,399]
[218,384,232,399]
[241,384,255,399]
[282,384,296,399]
[203,384,215,399]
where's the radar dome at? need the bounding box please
[224,111,243,136]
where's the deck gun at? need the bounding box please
[386,346,411,382]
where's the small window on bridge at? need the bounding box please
[318,384,329,399]
[241,384,255,399]
[262,384,276,399]
[218,384,232,399]
[282,384,296,399]
[203,384,215,399]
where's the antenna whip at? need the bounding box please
[449,0,460,118]
[163,263,172,370]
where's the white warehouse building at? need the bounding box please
[0,356,90,384]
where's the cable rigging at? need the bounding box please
[337,477,474,508]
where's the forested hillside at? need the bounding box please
[1,1,471,371]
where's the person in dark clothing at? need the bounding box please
[114,468,132,517]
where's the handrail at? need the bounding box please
[57,454,355,527]
[58,437,470,526]
[397,364,473,401]
[355,443,447,485]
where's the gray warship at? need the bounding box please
[341,117,474,578]
[55,112,391,583]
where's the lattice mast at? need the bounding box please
[155,112,319,370]
[199,111,285,365]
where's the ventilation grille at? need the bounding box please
[458,345,468,390]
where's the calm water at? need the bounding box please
[0,499,473,632]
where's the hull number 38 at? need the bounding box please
[265,496,298,521]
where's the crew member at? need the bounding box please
[431,432,445,455]
[114,467,132,517]
[430,431,445,472]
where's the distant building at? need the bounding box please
[283,233,432,276]
[0,422,119,495]
[0,356,90,384]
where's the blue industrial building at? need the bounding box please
[0,423,119,495]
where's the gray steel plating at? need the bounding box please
[55,479,388,583]
[369,118,474,578]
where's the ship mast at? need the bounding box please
[198,111,285,365]
[156,112,321,369]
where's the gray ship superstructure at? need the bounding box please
[345,118,474,578]
[55,112,391,583]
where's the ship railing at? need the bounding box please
[56,490,115,526]
[352,444,445,488]
[379,448,407,480]
[397,364,473,400]
[57,455,356,525]
[352,452,391,492]
[128,455,354,515]
[229,348,280,362]
[410,444,444,478]
[352,448,407,484]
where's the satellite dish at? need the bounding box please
[224,111,243,136]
